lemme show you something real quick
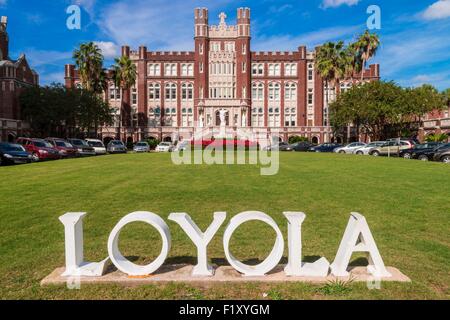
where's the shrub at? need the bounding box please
[289,136,309,144]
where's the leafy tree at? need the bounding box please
[443,88,450,108]
[112,56,137,140]
[20,84,112,138]
[354,30,380,81]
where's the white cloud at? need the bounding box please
[422,0,450,20]
[97,0,229,51]
[94,41,119,59]
[252,25,361,51]
[321,0,360,9]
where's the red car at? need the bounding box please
[16,138,61,161]
[46,138,79,158]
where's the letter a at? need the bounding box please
[330,213,391,277]
[169,212,226,276]
[66,5,81,30]
[59,212,108,277]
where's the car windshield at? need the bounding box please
[55,141,73,148]
[160,143,171,146]
[88,141,104,147]
[111,141,124,146]
[34,140,53,148]
[436,143,450,150]
[0,143,25,152]
[70,139,87,146]
[136,143,148,147]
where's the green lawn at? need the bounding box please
[0,153,449,300]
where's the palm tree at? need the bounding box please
[443,88,450,108]
[426,133,448,143]
[354,30,380,81]
[112,56,137,142]
[315,41,349,137]
[73,42,104,93]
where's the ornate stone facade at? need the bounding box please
[65,7,380,144]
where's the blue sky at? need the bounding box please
[1,0,450,90]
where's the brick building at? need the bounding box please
[0,16,39,142]
[65,8,379,144]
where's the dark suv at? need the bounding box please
[433,143,450,163]
[67,139,96,157]
[400,142,444,160]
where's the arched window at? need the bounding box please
[181,83,193,100]
[148,83,161,100]
[268,83,280,101]
[165,83,177,100]
[284,107,297,127]
[251,107,264,127]
[285,83,297,100]
[252,82,264,101]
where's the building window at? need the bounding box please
[199,44,204,55]
[285,83,297,101]
[181,83,193,100]
[164,107,177,127]
[242,44,247,54]
[308,63,314,81]
[268,83,281,101]
[252,83,264,101]
[165,63,177,76]
[252,107,264,127]
[285,63,297,76]
[109,84,120,100]
[308,88,314,105]
[165,83,177,101]
[181,64,194,76]
[131,86,137,106]
[148,83,160,100]
[252,63,263,76]
[242,62,246,73]
[268,107,280,127]
[285,107,297,127]
[148,63,161,76]
[225,42,235,52]
[268,64,280,76]
[181,107,194,127]
[211,42,220,52]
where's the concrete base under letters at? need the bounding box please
[41,264,411,287]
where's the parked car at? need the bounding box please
[353,141,386,155]
[85,139,107,155]
[0,142,32,165]
[334,142,367,154]
[107,140,127,154]
[433,143,450,163]
[369,140,413,157]
[291,141,314,152]
[400,142,444,160]
[46,138,78,158]
[68,139,96,157]
[308,143,342,153]
[133,142,150,153]
[266,142,293,151]
[16,137,61,161]
[155,142,174,152]
[174,141,190,152]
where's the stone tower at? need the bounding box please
[0,16,9,60]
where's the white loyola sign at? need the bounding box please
[59,211,392,278]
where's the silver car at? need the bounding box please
[133,142,150,153]
[334,142,367,154]
[353,141,386,155]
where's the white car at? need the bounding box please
[353,141,386,155]
[334,142,367,154]
[85,139,107,155]
[155,142,173,152]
